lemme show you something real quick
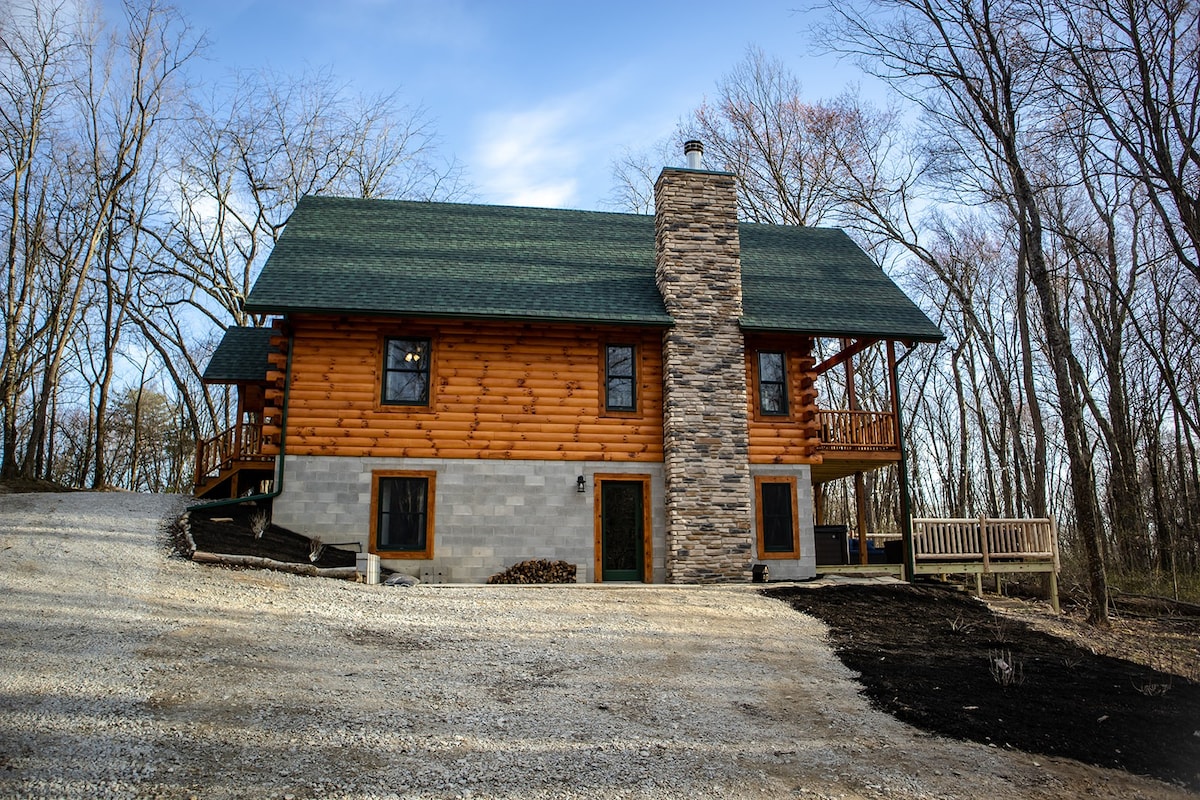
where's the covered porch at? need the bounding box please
[194,326,278,500]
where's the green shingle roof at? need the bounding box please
[739,224,943,340]
[244,195,942,342]
[246,197,670,325]
[203,326,273,383]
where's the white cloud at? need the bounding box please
[472,100,588,208]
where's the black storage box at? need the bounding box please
[885,539,904,564]
[814,524,849,565]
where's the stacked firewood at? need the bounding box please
[487,559,577,584]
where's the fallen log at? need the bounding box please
[191,550,358,580]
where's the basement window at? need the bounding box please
[371,471,435,559]
[755,476,799,558]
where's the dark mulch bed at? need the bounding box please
[765,583,1200,791]
[186,503,357,569]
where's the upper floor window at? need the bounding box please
[383,337,431,406]
[757,351,788,416]
[605,344,637,412]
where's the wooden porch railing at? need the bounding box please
[912,517,1059,572]
[817,409,897,451]
[194,422,269,483]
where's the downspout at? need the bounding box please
[890,340,918,582]
[187,325,294,512]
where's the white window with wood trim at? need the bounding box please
[370,470,436,559]
[755,475,799,559]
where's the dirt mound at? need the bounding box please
[0,477,76,494]
[185,503,356,569]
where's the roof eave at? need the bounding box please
[739,319,945,343]
[245,303,674,328]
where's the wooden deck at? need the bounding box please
[816,517,1061,611]
[812,408,902,483]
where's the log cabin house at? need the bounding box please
[197,142,943,583]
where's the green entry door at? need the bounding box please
[600,480,645,581]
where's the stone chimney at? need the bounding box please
[654,143,753,583]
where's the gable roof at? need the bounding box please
[202,326,273,383]
[245,195,942,342]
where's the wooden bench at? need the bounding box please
[912,517,1060,612]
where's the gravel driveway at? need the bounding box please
[0,492,1188,799]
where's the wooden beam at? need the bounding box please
[815,338,879,376]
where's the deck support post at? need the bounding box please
[1048,570,1060,614]
[843,343,872,566]
[888,341,917,582]
[973,571,983,598]
[854,472,868,565]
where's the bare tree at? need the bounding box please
[0,0,71,478]
[692,48,868,226]
[30,0,194,487]
[1046,0,1200,283]
[607,138,674,215]
[1,1,467,490]
[132,65,469,448]
[823,0,1113,621]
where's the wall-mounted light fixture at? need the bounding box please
[576,475,587,493]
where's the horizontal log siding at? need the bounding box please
[284,316,664,461]
[746,336,821,465]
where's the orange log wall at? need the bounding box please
[274,315,664,461]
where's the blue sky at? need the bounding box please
[146,1,876,211]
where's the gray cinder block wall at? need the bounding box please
[653,148,754,583]
[271,456,667,583]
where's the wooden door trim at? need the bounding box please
[592,473,653,583]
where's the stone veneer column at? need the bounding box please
[654,161,753,583]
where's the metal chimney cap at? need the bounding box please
[683,139,704,169]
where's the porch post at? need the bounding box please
[844,339,869,565]
[234,385,246,459]
[854,473,868,565]
[889,340,917,581]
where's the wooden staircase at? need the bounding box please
[195,321,289,500]
[193,422,275,499]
